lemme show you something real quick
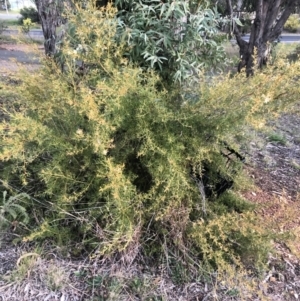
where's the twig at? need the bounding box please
[0,282,16,291]
[192,175,206,215]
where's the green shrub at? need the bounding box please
[189,211,271,271]
[268,132,287,145]
[284,14,300,33]
[19,7,39,24]
[283,44,300,64]
[1,4,300,271]
[0,191,29,229]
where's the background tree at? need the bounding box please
[34,0,226,82]
[4,0,9,13]
[114,0,226,83]
[34,0,65,56]
[225,0,299,75]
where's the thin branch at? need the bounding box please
[226,0,249,52]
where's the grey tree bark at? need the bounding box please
[226,0,298,75]
[34,0,63,56]
[4,0,8,13]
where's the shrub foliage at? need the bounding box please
[19,7,40,24]
[1,4,300,271]
[284,14,300,33]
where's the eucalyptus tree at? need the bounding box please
[4,0,9,13]
[112,0,227,83]
[34,0,64,56]
[225,0,299,75]
[34,0,227,83]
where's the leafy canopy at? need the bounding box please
[66,0,227,84]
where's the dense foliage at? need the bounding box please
[1,4,300,273]
[284,14,300,32]
[34,0,227,81]
[19,7,40,24]
[113,0,226,83]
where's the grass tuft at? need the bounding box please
[268,133,287,145]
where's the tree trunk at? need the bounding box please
[34,0,63,56]
[4,0,8,13]
[227,0,297,75]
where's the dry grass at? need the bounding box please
[0,243,271,301]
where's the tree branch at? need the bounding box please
[270,0,297,41]
[262,0,281,41]
[226,0,249,53]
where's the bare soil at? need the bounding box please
[241,106,300,300]
[247,110,300,200]
[0,43,41,73]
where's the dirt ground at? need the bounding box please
[247,108,300,200]
[0,43,41,73]
[244,106,300,300]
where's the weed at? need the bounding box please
[211,191,255,215]
[21,18,32,34]
[5,252,40,282]
[0,191,29,230]
[226,288,240,297]
[1,5,300,290]
[129,277,145,294]
[169,259,191,285]
[44,264,68,291]
[268,133,287,145]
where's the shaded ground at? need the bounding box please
[0,43,41,73]
[0,45,39,63]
